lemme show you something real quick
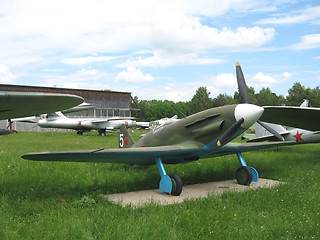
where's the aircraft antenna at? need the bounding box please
[171,104,187,118]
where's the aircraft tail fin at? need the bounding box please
[119,124,135,148]
[300,99,309,107]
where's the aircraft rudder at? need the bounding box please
[119,124,135,148]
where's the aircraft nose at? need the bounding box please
[234,104,264,129]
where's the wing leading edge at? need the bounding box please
[260,106,320,131]
[22,141,206,165]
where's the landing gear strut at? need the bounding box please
[156,157,183,196]
[236,152,259,185]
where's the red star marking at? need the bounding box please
[78,121,82,127]
[125,121,128,127]
[141,144,146,147]
[293,131,303,142]
[124,137,129,146]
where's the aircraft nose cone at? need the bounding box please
[234,104,264,129]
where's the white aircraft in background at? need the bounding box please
[38,111,137,136]
[136,115,179,129]
[246,100,320,144]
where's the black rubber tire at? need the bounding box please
[98,130,106,136]
[236,166,253,185]
[169,173,183,196]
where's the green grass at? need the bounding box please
[0,131,319,239]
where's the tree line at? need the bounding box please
[131,82,320,121]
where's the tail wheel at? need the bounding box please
[236,166,252,185]
[169,173,183,196]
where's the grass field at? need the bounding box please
[0,131,319,239]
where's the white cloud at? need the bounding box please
[60,56,123,65]
[216,73,237,88]
[80,69,97,76]
[150,25,275,54]
[0,0,276,68]
[115,67,154,83]
[257,6,320,25]
[290,34,320,50]
[283,72,292,79]
[0,64,16,83]
[250,72,276,88]
[122,51,225,68]
[40,68,107,89]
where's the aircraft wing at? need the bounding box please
[0,92,83,120]
[260,106,320,131]
[22,140,296,166]
[212,141,296,157]
[90,118,134,124]
[22,141,206,165]
[11,116,38,123]
[246,132,291,143]
[90,119,110,123]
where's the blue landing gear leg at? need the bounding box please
[156,157,183,196]
[236,152,259,185]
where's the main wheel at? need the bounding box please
[168,173,183,196]
[236,166,252,185]
[98,130,106,136]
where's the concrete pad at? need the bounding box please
[106,178,284,207]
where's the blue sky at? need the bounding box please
[0,0,319,102]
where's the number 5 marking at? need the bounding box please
[119,133,124,148]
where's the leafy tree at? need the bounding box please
[212,93,236,107]
[187,87,213,115]
[286,82,311,106]
[255,88,285,106]
[145,100,177,121]
[309,87,320,107]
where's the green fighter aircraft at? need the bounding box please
[22,63,292,196]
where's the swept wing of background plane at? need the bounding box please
[0,92,83,120]
[61,102,96,114]
[23,63,292,196]
[260,106,320,131]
